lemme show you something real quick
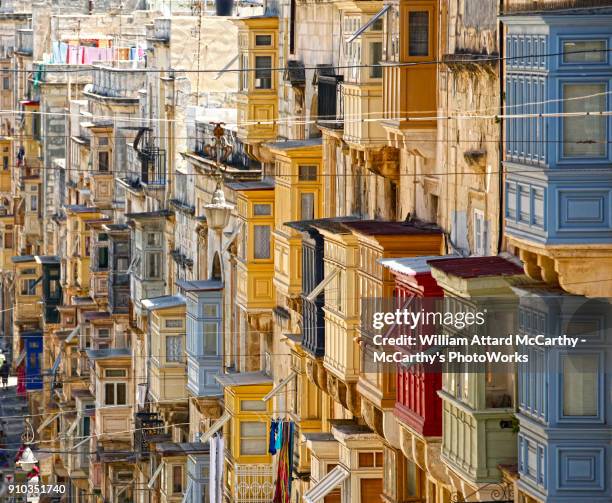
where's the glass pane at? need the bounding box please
[254,225,271,259]
[255,56,272,89]
[255,35,272,46]
[563,83,606,158]
[203,322,218,354]
[105,383,115,405]
[408,11,429,56]
[253,204,272,216]
[298,165,317,181]
[240,438,267,455]
[240,421,266,436]
[563,40,606,63]
[240,399,267,412]
[202,304,218,317]
[562,354,598,416]
[370,42,383,78]
[116,383,127,405]
[166,336,182,362]
[301,193,315,220]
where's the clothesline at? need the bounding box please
[48,41,146,65]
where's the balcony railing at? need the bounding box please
[502,0,606,13]
[90,62,146,99]
[229,464,274,503]
[317,74,344,129]
[16,29,32,55]
[194,123,261,171]
[134,412,168,459]
[140,146,166,186]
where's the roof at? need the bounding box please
[264,138,322,151]
[225,180,275,191]
[216,371,273,388]
[141,295,186,311]
[310,217,361,235]
[428,256,524,279]
[35,255,61,265]
[341,219,442,237]
[155,442,209,456]
[176,279,223,292]
[11,255,35,263]
[285,216,359,233]
[125,209,173,219]
[83,311,111,321]
[102,223,130,232]
[380,255,454,276]
[64,204,100,214]
[86,348,131,360]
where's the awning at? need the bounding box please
[347,5,390,43]
[263,371,297,402]
[37,412,61,434]
[181,479,194,503]
[147,462,164,489]
[65,325,80,343]
[303,465,349,503]
[306,267,339,303]
[199,411,231,445]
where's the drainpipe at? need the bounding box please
[497,0,505,254]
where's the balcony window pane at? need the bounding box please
[98,246,109,270]
[253,225,271,259]
[98,151,109,172]
[146,252,162,279]
[408,11,429,56]
[116,383,127,405]
[166,335,183,363]
[203,322,218,354]
[172,465,183,494]
[255,35,272,46]
[239,421,267,455]
[562,40,606,64]
[298,165,317,181]
[301,193,315,220]
[104,383,115,405]
[563,83,606,158]
[562,354,598,417]
[255,56,272,89]
[370,42,383,78]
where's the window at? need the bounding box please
[253,225,271,259]
[165,335,183,363]
[2,77,8,90]
[202,304,218,317]
[20,279,37,295]
[301,193,315,220]
[97,328,111,339]
[97,246,109,270]
[255,56,272,89]
[298,165,317,181]
[98,137,109,146]
[29,194,38,212]
[116,256,129,272]
[562,83,606,158]
[98,151,109,172]
[239,421,267,455]
[241,54,249,90]
[472,209,485,256]
[2,156,7,170]
[203,322,217,354]
[562,354,598,417]
[370,42,383,78]
[289,0,296,54]
[4,231,11,249]
[104,369,127,378]
[146,252,162,279]
[253,203,271,216]
[408,11,429,56]
[165,319,183,328]
[172,465,183,494]
[562,40,606,64]
[240,400,267,412]
[255,34,272,46]
[104,382,127,405]
[146,232,162,247]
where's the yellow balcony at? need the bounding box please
[229,181,275,311]
[233,16,279,146]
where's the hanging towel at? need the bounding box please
[216,435,224,503]
[59,42,68,64]
[287,422,295,496]
[52,42,61,64]
[209,434,217,503]
[275,420,283,451]
[269,420,278,455]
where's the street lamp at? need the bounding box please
[202,122,234,232]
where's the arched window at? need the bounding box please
[211,252,222,281]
